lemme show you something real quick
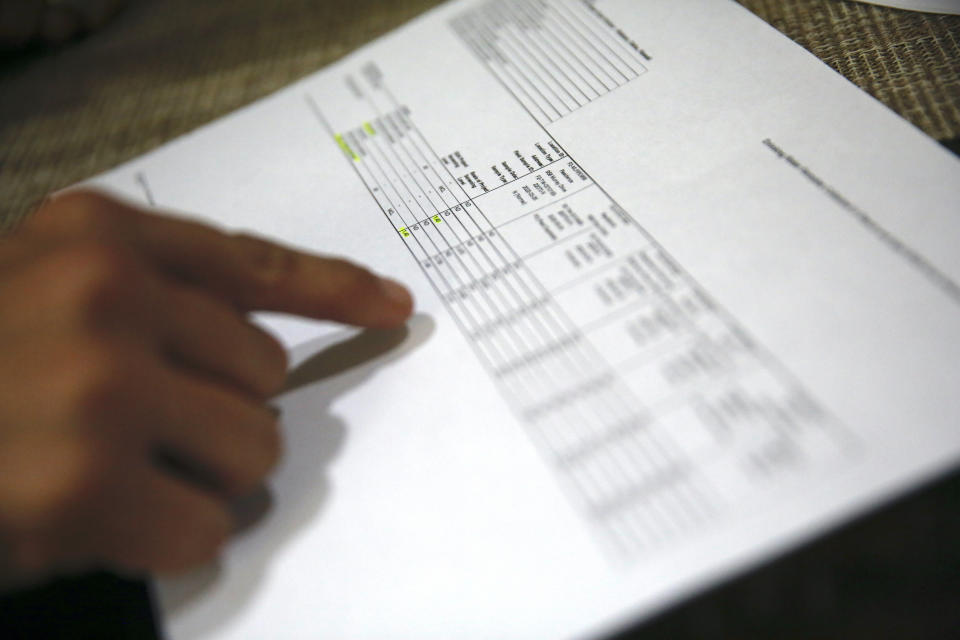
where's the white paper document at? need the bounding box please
[90,1,960,637]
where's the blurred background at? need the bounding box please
[1,0,958,637]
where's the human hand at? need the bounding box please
[0,190,413,589]
[0,0,127,49]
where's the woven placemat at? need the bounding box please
[1,0,958,231]
[741,0,960,140]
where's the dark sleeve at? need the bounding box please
[0,571,159,640]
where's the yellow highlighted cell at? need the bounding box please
[363,122,376,136]
[334,134,359,161]
[399,227,411,238]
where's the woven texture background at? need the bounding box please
[741,0,960,140]
[1,0,958,230]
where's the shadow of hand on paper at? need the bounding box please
[156,313,436,637]
[282,322,424,394]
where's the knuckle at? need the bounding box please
[32,190,118,235]
[234,233,299,295]
[257,332,289,394]
[178,534,228,573]
[55,242,141,319]
[5,436,112,569]
[258,413,283,473]
[63,342,136,426]
[49,436,114,511]
[129,508,229,575]
[227,412,282,496]
[195,514,231,562]
[164,509,230,573]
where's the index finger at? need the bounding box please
[32,190,414,329]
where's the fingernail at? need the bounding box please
[378,276,413,309]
